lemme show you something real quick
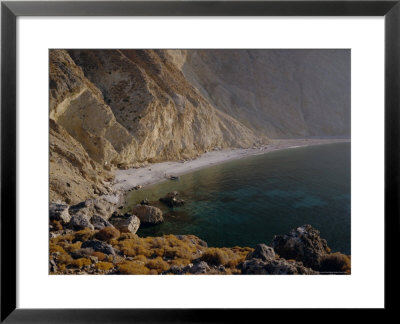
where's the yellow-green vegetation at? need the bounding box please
[71,258,91,268]
[94,227,120,241]
[95,262,114,271]
[92,251,106,261]
[118,262,150,275]
[73,229,95,242]
[50,229,254,275]
[320,252,351,274]
[200,246,253,268]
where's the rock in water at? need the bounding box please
[159,192,185,208]
[245,244,275,262]
[49,203,71,223]
[110,215,140,234]
[131,205,164,224]
[271,224,330,270]
[140,199,150,205]
[81,240,115,255]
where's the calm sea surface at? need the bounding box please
[124,142,351,254]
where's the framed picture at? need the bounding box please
[1,0,398,321]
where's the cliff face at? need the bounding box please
[175,49,351,138]
[49,49,349,204]
[49,50,265,203]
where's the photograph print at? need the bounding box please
[49,49,351,275]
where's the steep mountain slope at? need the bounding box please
[49,50,265,203]
[174,49,351,138]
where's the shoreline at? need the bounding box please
[112,138,350,192]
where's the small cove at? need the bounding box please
[123,142,351,254]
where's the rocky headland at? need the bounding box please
[50,196,350,275]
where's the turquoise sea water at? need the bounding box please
[124,142,351,254]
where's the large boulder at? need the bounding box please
[68,198,117,221]
[81,240,115,255]
[240,258,317,275]
[131,205,164,224]
[245,244,275,262]
[159,192,185,208]
[271,225,330,270]
[49,203,71,223]
[110,215,140,234]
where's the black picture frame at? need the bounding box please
[1,0,398,322]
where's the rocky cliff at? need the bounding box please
[50,49,265,203]
[174,49,351,138]
[49,49,349,203]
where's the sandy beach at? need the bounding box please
[112,138,350,192]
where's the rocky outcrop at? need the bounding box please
[130,205,164,224]
[271,225,331,270]
[245,244,275,262]
[110,215,140,234]
[68,198,117,221]
[240,258,317,275]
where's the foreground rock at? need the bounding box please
[159,191,185,208]
[68,198,117,221]
[245,244,275,262]
[271,225,330,270]
[49,203,71,223]
[81,240,115,255]
[110,214,140,234]
[240,258,317,275]
[130,205,164,224]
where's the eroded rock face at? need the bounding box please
[50,119,113,205]
[131,205,164,224]
[110,215,140,234]
[271,225,330,270]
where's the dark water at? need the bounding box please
[124,143,351,254]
